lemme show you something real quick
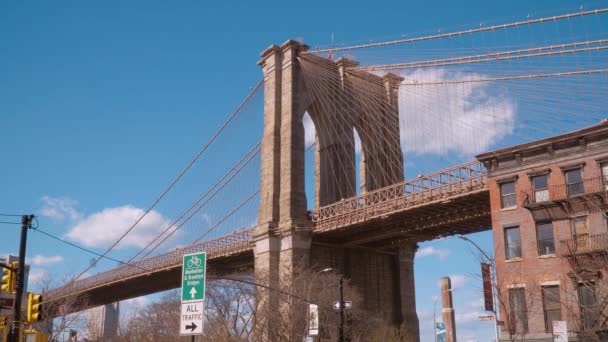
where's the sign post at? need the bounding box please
[552,320,568,342]
[180,252,206,337]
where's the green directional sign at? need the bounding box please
[181,252,206,302]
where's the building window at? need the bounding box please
[565,168,583,196]
[602,162,608,191]
[509,288,528,333]
[542,285,562,333]
[504,226,521,259]
[572,216,589,251]
[536,222,555,255]
[501,181,516,208]
[532,174,549,202]
[578,282,598,329]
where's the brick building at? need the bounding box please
[478,122,608,341]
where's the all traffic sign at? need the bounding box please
[180,301,204,336]
[181,252,206,302]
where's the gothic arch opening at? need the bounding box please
[303,111,317,210]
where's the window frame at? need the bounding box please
[571,216,589,251]
[541,285,562,333]
[536,221,555,256]
[601,162,608,191]
[564,168,584,197]
[531,174,550,202]
[578,282,598,330]
[504,225,522,259]
[500,181,517,209]
[508,287,529,334]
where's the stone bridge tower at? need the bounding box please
[253,40,419,341]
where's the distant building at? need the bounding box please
[87,303,119,341]
[478,122,608,340]
[0,255,30,317]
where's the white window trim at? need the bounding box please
[507,283,526,288]
[540,280,560,286]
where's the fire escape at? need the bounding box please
[522,176,608,339]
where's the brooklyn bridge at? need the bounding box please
[38,7,608,341]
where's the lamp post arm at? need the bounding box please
[457,235,493,263]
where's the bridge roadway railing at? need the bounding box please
[45,227,254,301]
[311,161,487,231]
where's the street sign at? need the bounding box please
[180,301,204,336]
[552,320,568,341]
[333,300,352,310]
[181,252,206,302]
[479,315,495,321]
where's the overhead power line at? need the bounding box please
[31,227,128,266]
[0,221,21,225]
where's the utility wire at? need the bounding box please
[0,221,21,225]
[31,227,127,266]
[0,213,23,217]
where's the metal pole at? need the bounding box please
[457,235,499,341]
[338,275,345,342]
[8,215,32,342]
[433,299,437,342]
[490,265,500,342]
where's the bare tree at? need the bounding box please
[558,240,608,341]
[119,290,182,342]
[35,274,90,342]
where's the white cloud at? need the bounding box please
[455,310,485,324]
[438,274,468,290]
[398,68,516,156]
[29,254,64,266]
[200,213,212,225]
[303,68,514,158]
[416,246,450,260]
[121,296,151,319]
[40,195,82,222]
[66,205,172,249]
[27,268,49,287]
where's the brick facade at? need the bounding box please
[478,122,608,341]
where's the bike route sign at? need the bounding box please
[181,252,206,302]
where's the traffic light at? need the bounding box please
[27,292,43,323]
[1,262,17,293]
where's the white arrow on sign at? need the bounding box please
[333,301,353,310]
[189,287,197,299]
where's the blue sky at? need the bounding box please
[1,1,607,341]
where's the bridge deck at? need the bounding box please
[45,227,253,304]
[311,161,487,232]
[45,161,490,310]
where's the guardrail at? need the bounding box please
[46,227,254,300]
[311,161,487,231]
[558,233,608,256]
[522,176,607,205]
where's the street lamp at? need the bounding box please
[307,268,333,303]
[457,235,500,342]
